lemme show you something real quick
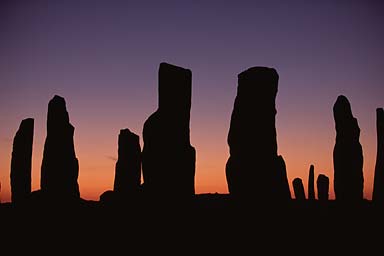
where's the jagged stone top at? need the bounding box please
[48,95,69,118]
[49,95,66,108]
[333,95,360,140]
[120,128,138,138]
[237,66,278,96]
[333,95,353,121]
[119,128,139,147]
[47,95,71,132]
[317,174,329,181]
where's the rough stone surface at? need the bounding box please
[333,95,363,201]
[226,67,289,200]
[41,95,80,199]
[142,63,196,197]
[114,128,141,194]
[10,118,34,203]
[373,108,384,202]
[317,174,329,201]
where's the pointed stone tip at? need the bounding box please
[159,62,191,75]
[276,155,286,168]
[335,95,351,107]
[333,95,352,116]
[119,128,139,139]
[49,95,66,108]
[52,95,65,101]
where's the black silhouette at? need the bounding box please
[142,62,196,197]
[10,118,34,204]
[293,178,306,200]
[308,164,315,201]
[275,155,292,200]
[1,63,384,252]
[99,190,115,203]
[317,174,329,201]
[114,128,142,194]
[373,108,384,202]
[333,95,364,201]
[225,66,289,200]
[40,95,80,199]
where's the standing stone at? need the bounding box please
[308,164,315,201]
[114,128,141,195]
[275,155,292,200]
[333,95,364,201]
[317,174,329,201]
[226,66,288,200]
[293,178,306,200]
[373,108,384,202]
[142,62,196,197]
[41,95,80,199]
[10,118,34,203]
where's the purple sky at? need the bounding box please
[0,0,383,201]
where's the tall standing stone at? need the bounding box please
[10,118,34,203]
[142,62,196,197]
[225,66,288,200]
[373,108,384,202]
[293,178,306,200]
[41,95,80,199]
[317,174,329,201]
[275,155,292,200]
[308,164,315,201]
[114,128,141,195]
[333,95,364,201]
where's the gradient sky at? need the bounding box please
[0,0,383,202]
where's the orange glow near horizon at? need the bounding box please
[0,104,378,203]
[1,1,383,204]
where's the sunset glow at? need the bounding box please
[0,1,383,202]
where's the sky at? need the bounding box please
[0,0,383,202]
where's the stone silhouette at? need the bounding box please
[333,95,364,201]
[275,155,292,200]
[99,190,115,203]
[41,95,80,199]
[10,118,34,203]
[226,66,288,200]
[293,178,305,200]
[308,164,315,201]
[373,108,384,202]
[142,62,196,197]
[114,128,141,195]
[317,174,329,201]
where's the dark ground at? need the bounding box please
[1,193,383,253]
